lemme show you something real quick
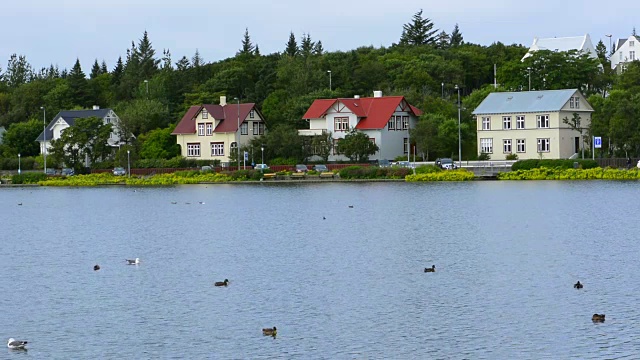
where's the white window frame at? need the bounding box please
[395,116,402,130]
[187,143,200,157]
[574,97,580,109]
[480,138,493,154]
[334,117,349,132]
[198,123,205,136]
[631,51,636,61]
[516,139,526,153]
[502,116,512,130]
[403,138,409,154]
[240,123,248,135]
[205,123,213,136]
[516,115,525,129]
[537,138,550,152]
[211,142,224,156]
[249,110,255,119]
[402,116,409,130]
[536,114,549,129]
[388,119,395,130]
[230,142,238,154]
[503,139,512,154]
[569,97,575,109]
[482,116,491,130]
[202,109,208,119]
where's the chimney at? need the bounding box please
[92,105,100,110]
[373,90,383,98]
[354,95,360,99]
[220,96,227,106]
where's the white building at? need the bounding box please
[522,34,600,66]
[611,35,639,72]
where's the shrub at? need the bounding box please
[497,167,640,180]
[270,157,298,165]
[414,165,442,174]
[505,153,518,160]
[478,152,491,160]
[12,172,48,184]
[511,159,598,171]
[406,169,475,181]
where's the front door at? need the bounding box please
[574,137,580,154]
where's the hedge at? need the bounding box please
[498,167,640,180]
[511,159,598,171]
[406,169,475,182]
[339,166,411,179]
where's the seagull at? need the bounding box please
[348,205,354,208]
[185,202,191,205]
[198,201,205,204]
[171,201,177,204]
[17,203,22,206]
[125,258,140,265]
[7,338,27,350]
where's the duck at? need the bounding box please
[574,281,583,289]
[322,216,326,220]
[93,264,101,271]
[214,279,229,287]
[171,201,177,204]
[262,327,277,336]
[592,314,605,322]
[125,258,140,265]
[17,203,22,206]
[7,338,27,350]
[348,205,354,208]
[424,265,436,273]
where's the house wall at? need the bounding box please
[612,36,639,70]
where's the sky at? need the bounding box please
[0,0,638,73]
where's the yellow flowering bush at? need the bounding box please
[497,167,640,180]
[406,169,475,182]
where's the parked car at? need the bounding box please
[61,168,75,176]
[377,159,391,168]
[396,161,413,168]
[436,158,458,170]
[313,164,329,172]
[295,164,308,173]
[112,167,126,176]
[254,164,269,171]
[45,168,57,175]
[201,166,213,172]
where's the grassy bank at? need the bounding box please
[497,167,640,180]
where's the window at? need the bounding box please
[516,139,526,153]
[632,51,636,61]
[574,97,580,109]
[249,110,255,119]
[211,142,224,156]
[187,143,200,157]
[403,138,409,154]
[502,116,512,130]
[537,138,550,152]
[205,123,213,136]
[482,116,491,130]
[536,114,549,128]
[516,115,525,129]
[240,123,248,135]
[198,124,205,136]
[503,139,512,154]
[230,142,237,154]
[252,122,265,135]
[620,52,623,60]
[402,116,409,130]
[395,116,402,130]
[569,97,575,108]
[334,117,349,132]
[202,109,208,119]
[387,119,395,130]
[480,138,493,153]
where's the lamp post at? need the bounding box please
[527,67,531,91]
[144,80,149,99]
[127,150,130,178]
[261,146,264,173]
[605,34,613,55]
[234,97,240,171]
[41,106,46,174]
[455,84,461,168]
[327,70,332,91]
[441,82,444,99]
[18,153,21,175]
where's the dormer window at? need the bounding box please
[202,109,208,119]
[631,41,635,47]
[249,110,255,119]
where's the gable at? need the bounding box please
[473,89,584,115]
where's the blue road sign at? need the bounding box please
[244,151,249,161]
[594,136,602,149]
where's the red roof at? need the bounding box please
[172,103,260,135]
[172,105,202,134]
[302,96,422,130]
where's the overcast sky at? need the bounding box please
[0,0,637,72]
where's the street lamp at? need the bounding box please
[18,153,21,175]
[327,70,332,91]
[144,80,149,99]
[127,150,130,178]
[261,146,264,173]
[605,34,613,55]
[40,106,46,174]
[455,84,462,168]
[441,82,444,99]
[527,67,531,91]
[234,97,240,171]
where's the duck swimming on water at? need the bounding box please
[424,265,435,272]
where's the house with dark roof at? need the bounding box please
[472,89,593,160]
[300,91,423,161]
[171,96,266,164]
[36,106,124,156]
[611,35,639,73]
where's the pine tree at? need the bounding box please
[254,45,261,56]
[192,49,203,67]
[239,28,255,56]
[67,58,90,106]
[90,59,101,79]
[634,27,638,37]
[161,49,173,70]
[595,40,607,62]
[313,40,324,55]
[300,33,315,57]
[112,56,124,85]
[399,10,438,46]
[100,61,108,74]
[136,31,159,80]
[450,23,463,47]
[285,32,298,57]
[4,54,33,88]
[436,31,450,49]
[175,56,190,71]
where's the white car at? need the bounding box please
[255,164,269,170]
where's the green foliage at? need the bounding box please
[338,166,411,179]
[138,126,180,159]
[339,130,379,162]
[11,172,47,184]
[399,9,439,46]
[116,99,170,139]
[511,159,598,171]
[497,167,640,180]
[478,152,491,160]
[48,116,112,171]
[269,157,297,165]
[414,165,442,174]
[505,153,518,160]
[1,118,42,157]
[406,169,475,181]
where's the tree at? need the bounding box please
[90,59,101,79]
[4,54,32,88]
[239,28,255,57]
[436,31,450,50]
[410,114,443,160]
[285,32,298,57]
[111,57,124,86]
[48,116,112,171]
[310,131,333,161]
[399,9,438,46]
[450,24,463,47]
[563,112,585,158]
[339,129,379,162]
[300,33,314,57]
[67,58,90,107]
[138,126,181,159]
[136,31,160,80]
[100,61,108,74]
[116,99,170,139]
[175,56,190,71]
[1,118,42,157]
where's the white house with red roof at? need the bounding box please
[301,91,422,161]
[172,96,266,164]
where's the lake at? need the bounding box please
[2,181,640,359]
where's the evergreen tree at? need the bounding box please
[112,57,124,86]
[67,58,90,106]
[4,54,32,88]
[300,33,315,57]
[90,59,101,79]
[436,31,450,49]
[47,64,60,79]
[450,23,463,47]
[175,56,190,71]
[634,27,638,37]
[161,49,173,70]
[136,31,159,80]
[192,49,203,67]
[285,32,298,57]
[101,61,108,74]
[239,28,255,56]
[595,40,608,63]
[254,45,261,56]
[399,10,438,46]
[313,40,324,55]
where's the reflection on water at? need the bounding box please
[1,181,640,358]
